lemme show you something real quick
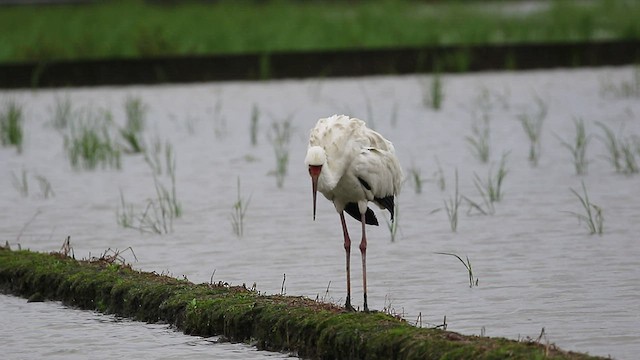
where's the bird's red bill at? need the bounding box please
[309,165,322,220]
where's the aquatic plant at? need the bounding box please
[64,108,121,170]
[465,153,508,216]
[34,174,55,199]
[143,137,174,176]
[600,66,640,99]
[566,181,604,235]
[11,169,28,197]
[14,170,55,199]
[558,117,590,175]
[595,122,638,174]
[51,95,73,130]
[435,252,478,287]
[120,96,147,153]
[268,116,293,188]
[0,100,24,153]
[420,72,444,110]
[231,177,251,238]
[443,169,461,232]
[250,104,259,146]
[466,113,491,163]
[408,166,425,195]
[432,156,446,191]
[517,96,548,167]
[117,156,181,234]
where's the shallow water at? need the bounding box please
[1,66,639,359]
[0,294,292,359]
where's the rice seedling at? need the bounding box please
[231,176,251,238]
[558,117,590,175]
[620,139,639,174]
[432,156,446,191]
[420,72,444,110]
[117,156,181,234]
[116,190,136,229]
[0,100,24,153]
[517,96,548,167]
[213,96,227,139]
[143,137,174,176]
[443,169,461,232]
[466,114,491,163]
[566,181,604,235]
[34,174,55,199]
[464,153,508,216]
[120,96,147,153]
[268,116,293,188]
[250,104,260,146]
[11,169,28,197]
[600,66,640,98]
[51,95,73,130]
[435,252,479,287]
[64,108,121,170]
[595,121,622,173]
[595,122,638,174]
[408,166,426,194]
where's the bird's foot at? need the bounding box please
[363,294,369,313]
[344,299,356,312]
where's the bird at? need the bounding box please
[304,114,402,312]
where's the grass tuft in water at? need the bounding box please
[268,116,293,188]
[595,121,639,175]
[408,165,425,195]
[420,72,444,110]
[558,117,590,175]
[51,95,74,130]
[64,108,121,170]
[443,169,461,232]
[600,66,640,99]
[566,181,604,235]
[250,104,260,146]
[435,252,478,287]
[231,177,251,238]
[34,174,55,199]
[0,100,24,153]
[465,153,508,215]
[517,96,548,167]
[466,112,491,163]
[120,96,147,153]
[11,169,28,197]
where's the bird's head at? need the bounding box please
[304,146,326,221]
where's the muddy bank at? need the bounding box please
[0,248,603,359]
[1,40,638,89]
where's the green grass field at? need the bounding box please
[0,0,639,63]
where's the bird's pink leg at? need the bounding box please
[339,212,355,311]
[360,212,369,312]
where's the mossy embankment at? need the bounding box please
[0,248,603,359]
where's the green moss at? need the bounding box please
[0,249,603,359]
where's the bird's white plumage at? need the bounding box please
[306,114,402,214]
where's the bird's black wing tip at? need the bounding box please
[344,203,379,226]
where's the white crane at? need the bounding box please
[304,114,403,311]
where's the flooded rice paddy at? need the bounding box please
[1,66,640,359]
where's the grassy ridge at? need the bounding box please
[0,248,603,359]
[0,0,639,63]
